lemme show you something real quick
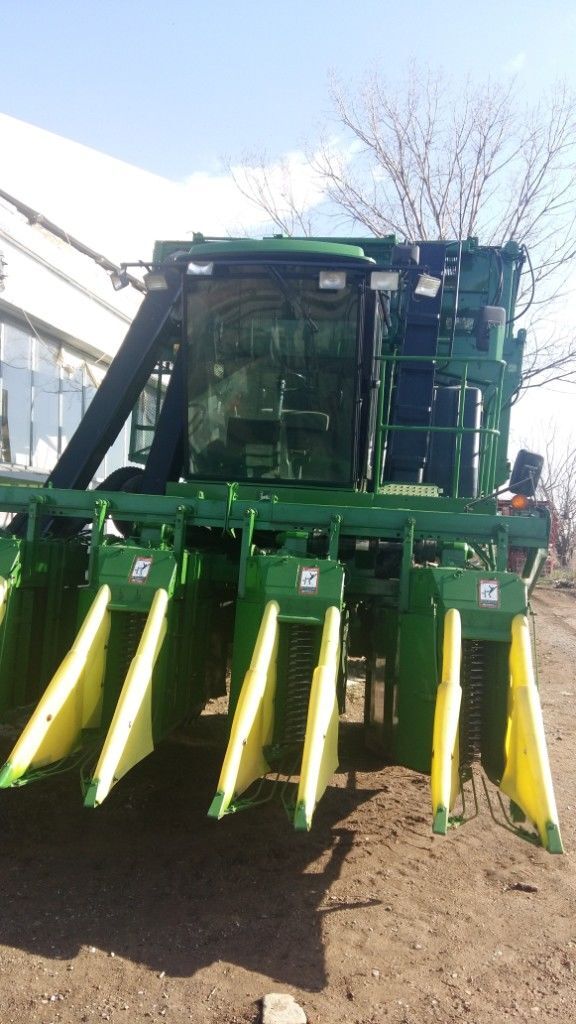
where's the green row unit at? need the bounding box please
[0,536,221,747]
[365,565,527,780]
[230,553,345,758]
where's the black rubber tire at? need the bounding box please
[96,466,144,494]
[96,466,144,538]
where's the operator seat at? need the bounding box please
[226,416,291,478]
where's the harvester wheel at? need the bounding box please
[48,466,144,539]
[96,466,143,494]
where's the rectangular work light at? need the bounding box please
[370,270,400,292]
[109,269,130,291]
[186,261,214,276]
[143,271,169,291]
[414,273,442,298]
[319,270,346,290]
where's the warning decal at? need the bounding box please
[478,579,500,608]
[129,556,153,584]
[298,566,319,594]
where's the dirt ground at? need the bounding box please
[0,586,575,1024]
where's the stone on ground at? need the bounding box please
[261,992,307,1024]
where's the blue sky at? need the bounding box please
[2,0,576,180]
[2,0,575,444]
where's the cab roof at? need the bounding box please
[153,236,377,265]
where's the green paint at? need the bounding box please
[546,823,564,855]
[83,781,100,809]
[0,761,15,788]
[293,801,310,832]
[207,791,226,820]
[433,807,448,835]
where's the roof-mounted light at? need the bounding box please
[414,273,442,299]
[109,269,130,291]
[143,271,169,291]
[187,261,214,276]
[319,270,346,290]
[370,270,400,292]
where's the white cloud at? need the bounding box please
[0,113,333,265]
[503,51,527,75]
[210,149,328,234]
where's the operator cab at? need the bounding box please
[131,235,505,501]
[185,261,366,486]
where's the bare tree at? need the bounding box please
[318,69,576,389]
[231,67,576,389]
[539,433,576,568]
[517,324,576,391]
[318,71,576,271]
[227,152,319,237]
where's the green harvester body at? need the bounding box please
[0,234,562,852]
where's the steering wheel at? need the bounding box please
[280,370,308,392]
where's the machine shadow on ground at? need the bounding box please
[0,718,384,992]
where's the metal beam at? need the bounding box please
[47,271,181,492]
[0,485,550,549]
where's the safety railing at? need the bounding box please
[373,353,506,499]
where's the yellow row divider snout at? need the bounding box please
[208,600,280,819]
[500,614,563,853]
[294,605,341,832]
[430,608,462,835]
[84,587,169,808]
[0,584,112,787]
[0,575,10,630]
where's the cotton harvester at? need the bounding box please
[0,233,563,852]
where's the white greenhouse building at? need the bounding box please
[0,111,232,485]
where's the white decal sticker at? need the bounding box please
[299,566,319,594]
[478,579,499,608]
[130,556,153,584]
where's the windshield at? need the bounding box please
[185,267,361,484]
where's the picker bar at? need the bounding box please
[294,606,341,831]
[430,608,462,834]
[84,588,168,808]
[0,585,111,787]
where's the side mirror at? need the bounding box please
[476,305,506,352]
[509,449,544,497]
[392,243,420,266]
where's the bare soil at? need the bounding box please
[0,587,575,1024]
